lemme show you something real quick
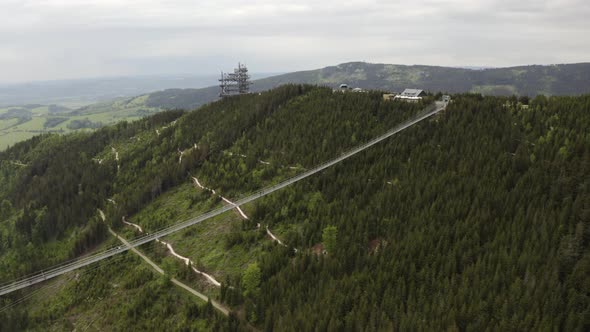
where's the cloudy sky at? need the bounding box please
[1,0,588,83]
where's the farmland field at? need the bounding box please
[0,95,161,150]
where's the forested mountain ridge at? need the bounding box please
[255,62,590,95]
[143,62,590,111]
[0,86,589,330]
[2,62,588,151]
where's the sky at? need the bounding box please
[0,0,588,83]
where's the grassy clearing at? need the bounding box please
[0,131,40,150]
[29,106,50,115]
[124,177,272,286]
[166,212,269,280]
[18,253,214,331]
[471,84,518,95]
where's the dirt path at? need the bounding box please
[155,238,221,287]
[97,209,229,315]
[111,147,119,161]
[122,216,143,233]
[178,143,198,164]
[226,152,305,170]
[121,216,222,287]
[221,197,249,219]
[111,229,228,315]
[111,147,120,172]
[9,160,28,167]
[98,209,106,222]
[191,176,294,249]
[265,227,286,247]
[192,177,249,220]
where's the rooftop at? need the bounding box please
[400,89,425,97]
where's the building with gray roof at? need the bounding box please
[394,89,427,102]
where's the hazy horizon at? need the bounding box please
[0,71,284,86]
[1,0,588,84]
[3,61,589,86]
[0,71,285,106]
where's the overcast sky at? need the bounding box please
[1,0,588,83]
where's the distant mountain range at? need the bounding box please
[2,62,588,110]
[142,62,590,110]
[0,73,279,107]
[256,62,590,96]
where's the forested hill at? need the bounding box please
[3,62,585,151]
[0,86,589,330]
[143,62,590,110]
